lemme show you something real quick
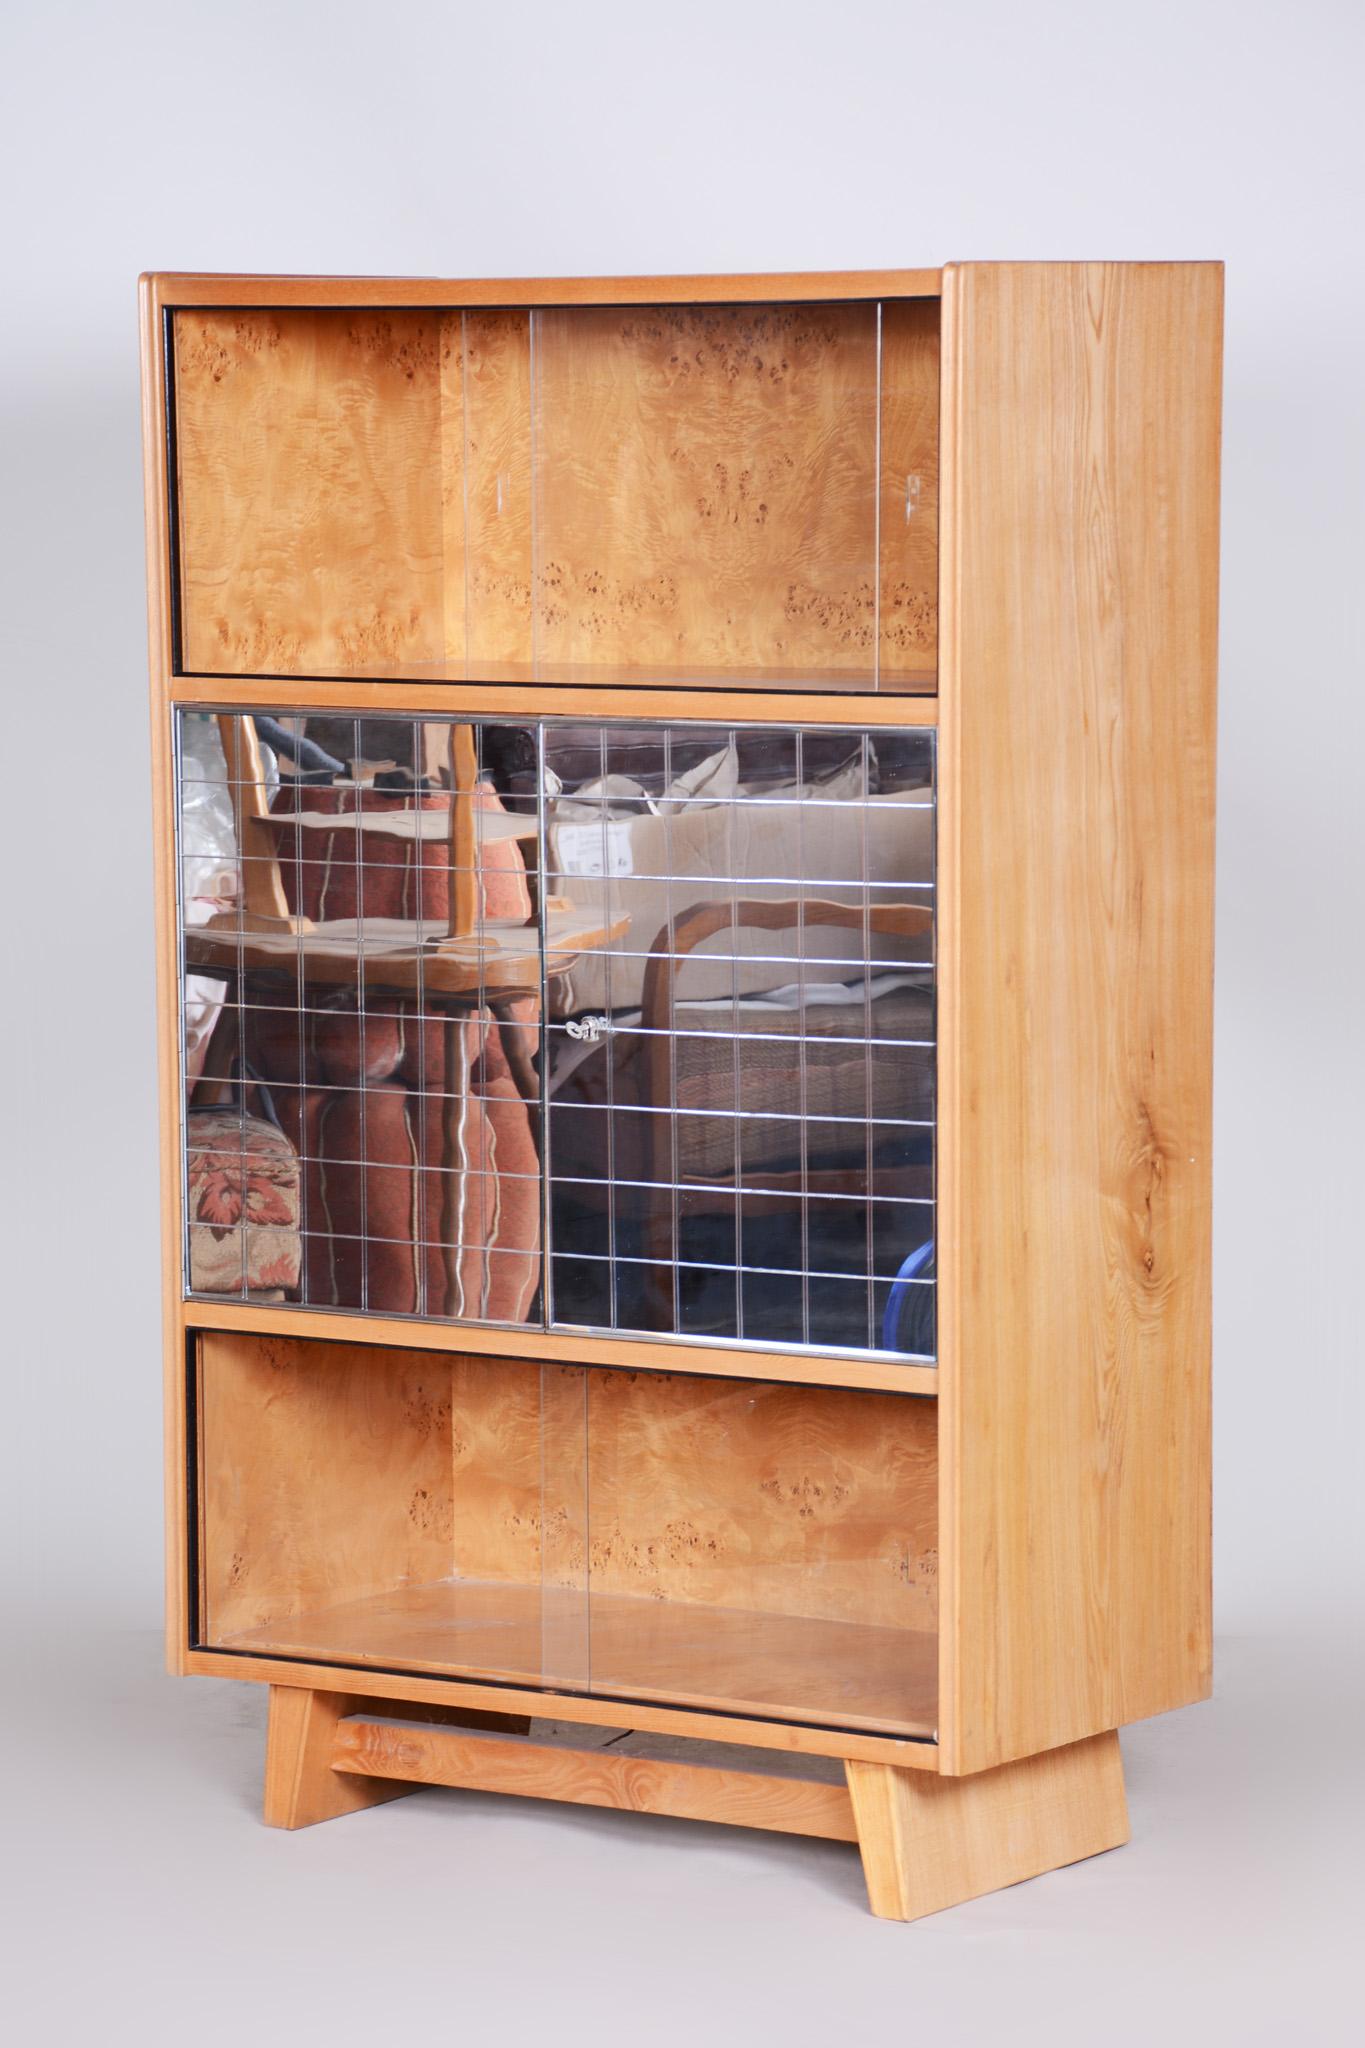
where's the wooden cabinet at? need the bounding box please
[142,262,1220,1918]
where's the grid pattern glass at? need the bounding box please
[176,709,936,1361]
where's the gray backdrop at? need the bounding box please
[1,3,1360,2040]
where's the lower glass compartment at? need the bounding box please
[197,1330,938,1738]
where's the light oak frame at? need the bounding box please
[141,262,1219,1919]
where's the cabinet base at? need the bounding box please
[846,1730,1129,1919]
[262,1683,1128,1918]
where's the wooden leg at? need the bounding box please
[263,1686,415,1830]
[845,1730,1128,1921]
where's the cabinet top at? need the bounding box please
[140,262,1223,311]
[142,268,946,308]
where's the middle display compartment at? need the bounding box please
[179,711,938,1365]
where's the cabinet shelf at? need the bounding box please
[181,661,940,695]
[216,1579,937,1738]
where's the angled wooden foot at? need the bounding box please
[262,1687,533,1829]
[263,1686,416,1829]
[845,1730,1128,1921]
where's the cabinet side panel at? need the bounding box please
[142,278,191,1669]
[939,262,1220,1772]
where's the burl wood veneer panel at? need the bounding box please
[174,310,451,674]
[528,297,937,682]
[938,261,1220,1773]
[198,1331,455,1640]
[530,302,881,681]
[444,1360,936,1631]
[458,310,535,666]
[583,1368,937,1631]
[877,297,939,679]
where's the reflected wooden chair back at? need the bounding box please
[216,712,481,940]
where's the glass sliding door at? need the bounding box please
[172,300,938,692]
[176,709,548,1328]
[198,1333,938,1738]
[543,722,937,1360]
[177,710,936,1363]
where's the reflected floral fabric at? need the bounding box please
[186,1108,302,1294]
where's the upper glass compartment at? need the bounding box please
[171,301,939,690]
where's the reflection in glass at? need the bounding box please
[178,710,547,1326]
[544,724,937,1358]
[177,712,936,1359]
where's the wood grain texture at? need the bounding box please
[182,903,624,1000]
[263,1686,412,1828]
[332,1717,860,1839]
[184,1297,942,1397]
[141,276,192,1672]
[438,314,466,662]
[199,1332,456,1640]
[174,309,448,674]
[148,269,943,309]
[442,1358,937,1636]
[584,1369,937,1633]
[462,311,535,663]
[187,1648,940,1768]
[173,295,939,689]
[446,1353,544,1585]
[169,673,940,727]
[846,1729,1128,1920]
[215,713,293,922]
[878,298,940,678]
[151,266,1219,1909]
[221,1579,936,1736]
[531,303,880,681]
[936,261,1221,1773]
[351,1696,532,1736]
